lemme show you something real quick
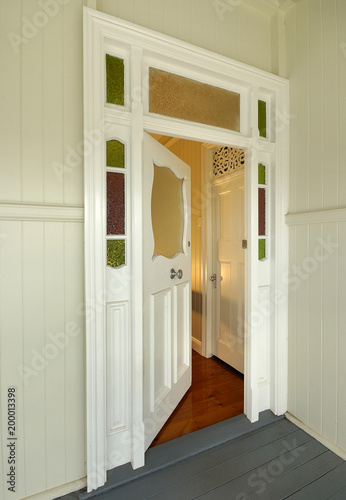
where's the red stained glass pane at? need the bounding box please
[258,187,266,236]
[107,172,125,235]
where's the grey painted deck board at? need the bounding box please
[78,410,280,500]
[196,452,343,500]
[286,461,346,499]
[58,413,346,500]
[147,430,316,500]
[100,421,298,500]
[327,482,346,500]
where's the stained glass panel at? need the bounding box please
[151,164,184,258]
[149,68,240,132]
[258,100,267,138]
[258,163,266,185]
[107,140,125,168]
[107,240,125,267]
[259,239,266,260]
[106,54,124,106]
[258,188,266,236]
[107,172,125,235]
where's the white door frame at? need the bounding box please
[84,7,289,492]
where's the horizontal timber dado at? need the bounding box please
[0,202,84,222]
[285,207,346,226]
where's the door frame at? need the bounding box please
[84,7,289,492]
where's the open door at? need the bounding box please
[212,170,245,374]
[142,133,192,450]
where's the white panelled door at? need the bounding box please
[142,133,192,449]
[212,171,245,373]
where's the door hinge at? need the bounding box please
[242,239,247,249]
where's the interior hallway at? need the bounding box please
[151,350,244,447]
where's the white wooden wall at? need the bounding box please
[0,0,273,498]
[97,0,273,74]
[0,1,85,499]
[285,0,346,454]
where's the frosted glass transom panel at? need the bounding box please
[149,68,240,132]
[151,164,184,258]
[107,172,125,235]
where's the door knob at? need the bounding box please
[170,268,183,279]
[209,273,217,288]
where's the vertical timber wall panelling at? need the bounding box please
[0,1,85,499]
[286,0,346,453]
[166,139,203,346]
[0,0,84,206]
[97,0,273,73]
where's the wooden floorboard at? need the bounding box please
[60,412,346,500]
[286,461,346,499]
[59,355,346,500]
[151,351,244,447]
[98,420,296,500]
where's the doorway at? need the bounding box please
[84,8,289,492]
[149,134,246,444]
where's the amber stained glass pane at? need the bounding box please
[151,164,184,258]
[258,187,266,236]
[107,172,125,235]
[258,163,266,184]
[258,100,267,138]
[149,68,240,132]
[107,240,125,267]
[107,140,125,168]
[259,239,266,260]
[106,54,124,106]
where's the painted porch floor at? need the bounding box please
[58,410,346,500]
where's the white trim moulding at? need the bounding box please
[0,203,84,222]
[285,207,346,226]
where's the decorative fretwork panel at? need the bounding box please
[213,146,245,178]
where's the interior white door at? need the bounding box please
[142,133,192,450]
[212,171,245,373]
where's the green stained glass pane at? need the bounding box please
[258,100,267,138]
[107,140,125,168]
[106,54,124,106]
[258,163,266,184]
[259,239,266,260]
[107,240,125,268]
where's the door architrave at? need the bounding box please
[83,7,289,492]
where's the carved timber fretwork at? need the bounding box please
[213,146,245,178]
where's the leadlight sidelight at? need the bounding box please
[258,163,267,260]
[107,240,125,268]
[258,188,266,236]
[107,172,125,235]
[151,164,184,259]
[258,239,266,261]
[149,68,240,132]
[106,54,125,106]
[106,138,127,269]
[107,140,125,168]
[258,100,267,138]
